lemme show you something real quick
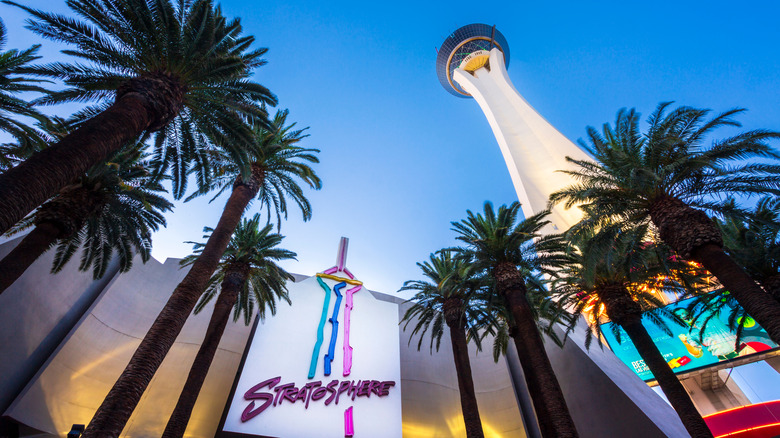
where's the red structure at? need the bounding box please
[704,400,780,437]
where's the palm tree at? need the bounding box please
[552,224,713,437]
[550,103,780,343]
[451,202,579,438]
[82,109,319,437]
[718,197,780,302]
[162,215,295,438]
[0,0,276,234]
[400,251,490,438]
[0,143,172,294]
[0,17,48,141]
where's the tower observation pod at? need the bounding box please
[437,24,591,231]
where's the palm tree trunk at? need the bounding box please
[162,274,242,438]
[447,321,485,438]
[650,196,780,344]
[620,317,713,437]
[495,262,579,438]
[692,244,780,343]
[0,78,181,235]
[600,283,712,437]
[0,222,61,294]
[82,182,257,438]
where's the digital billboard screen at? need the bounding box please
[600,294,778,381]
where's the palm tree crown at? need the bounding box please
[182,215,295,325]
[400,251,490,352]
[551,102,780,344]
[451,202,557,276]
[551,102,780,254]
[43,145,171,277]
[0,143,171,293]
[0,17,48,140]
[0,0,276,234]
[185,109,321,225]
[9,0,274,138]
[553,225,700,349]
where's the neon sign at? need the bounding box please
[240,376,396,422]
[220,237,402,438]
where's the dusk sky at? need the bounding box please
[2,0,779,298]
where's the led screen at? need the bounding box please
[600,293,778,381]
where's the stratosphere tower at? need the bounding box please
[437,23,591,231]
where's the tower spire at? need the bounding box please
[336,237,348,271]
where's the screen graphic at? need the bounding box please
[601,293,778,381]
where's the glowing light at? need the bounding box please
[713,423,780,438]
[343,284,362,376]
[703,396,780,438]
[324,282,346,376]
[308,277,332,379]
[71,342,138,379]
[459,50,490,72]
[311,238,371,434]
[316,273,363,285]
[344,406,354,437]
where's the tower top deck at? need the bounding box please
[436,23,510,97]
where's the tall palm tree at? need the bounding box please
[400,251,490,438]
[0,17,48,141]
[162,215,295,438]
[0,0,276,234]
[451,202,579,438]
[718,197,780,302]
[552,224,713,437]
[82,109,319,438]
[550,103,780,343]
[0,143,172,294]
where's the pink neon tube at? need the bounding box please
[344,406,354,437]
[343,284,362,376]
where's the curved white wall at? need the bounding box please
[1,238,687,437]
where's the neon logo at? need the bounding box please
[237,238,398,437]
[240,376,395,423]
[312,237,362,435]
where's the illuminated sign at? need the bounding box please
[704,400,780,438]
[218,239,402,437]
[601,294,778,381]
[240,376,396,422]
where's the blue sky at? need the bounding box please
[2,0,780,297]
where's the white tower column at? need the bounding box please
[453,48,590,231]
